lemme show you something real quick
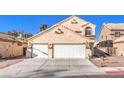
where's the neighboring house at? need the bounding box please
[97,23,124,56]
[27,16,96,59]
[0,33,27,58]
[99,23,124,47]
[114,36,124,56]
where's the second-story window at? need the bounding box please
[85,27,92,36]
[115,32,120,37]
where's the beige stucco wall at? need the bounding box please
[99,26,111,41]
[114,42,124,56]
[28,25,86,44]
[0,41,11,58]
[61,16,96,36]
[28,16,96,45]
[86,49,92,58]
[111,31,124,40]
[13,43,23,57]
[0,41,23,58]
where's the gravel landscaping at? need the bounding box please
[91,56,124,67]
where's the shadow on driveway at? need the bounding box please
[21,69,68,78]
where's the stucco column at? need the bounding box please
[48,44,53,58]
[31,44,33,58]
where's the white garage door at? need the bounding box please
[54,44,86,58]
[32,44,48,58]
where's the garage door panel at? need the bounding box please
[54,44,85,58]
[32,45,48,58]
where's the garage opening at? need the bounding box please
[54,44,86,58]
[32,44,48,58]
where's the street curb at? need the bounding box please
[106,70,124,74]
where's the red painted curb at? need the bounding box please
[106,70,124,74]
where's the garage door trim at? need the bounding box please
[53,43,86,58]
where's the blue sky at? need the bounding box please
[0,15,124,40]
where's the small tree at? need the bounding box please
[25,33,33,38]
[7,30,33,39]
[40,24,47,31]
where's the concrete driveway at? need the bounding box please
[0,58,105,78]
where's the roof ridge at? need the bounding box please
[104,24,111,30]
[27,16,75,40]
[27,15,89,40]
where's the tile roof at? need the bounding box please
[104,23,124,30]
[0,32,16,41]
[0,32,26,43]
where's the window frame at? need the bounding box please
[85,27,92,36]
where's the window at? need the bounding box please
[115,32,120,37]
[85,27,92,36]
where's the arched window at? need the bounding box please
[85,27,92,36]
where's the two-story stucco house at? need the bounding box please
[99,23,124,47]
[98,23,124,56]
[27,16,96,59]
